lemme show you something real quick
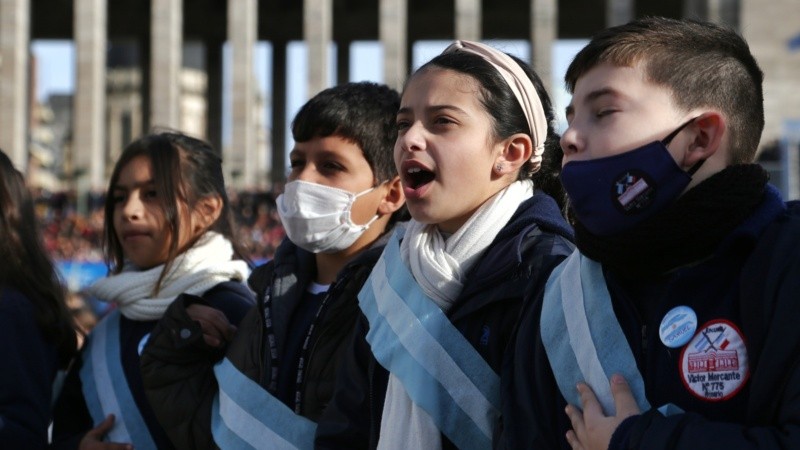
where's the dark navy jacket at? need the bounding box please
[50,281,253,450]
[141,238,388,450]
[0,287,61,449]
[315,192,575,450]
[499,186,800,450]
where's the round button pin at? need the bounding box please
[659,306,697,348]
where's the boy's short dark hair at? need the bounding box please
[565,17,764,164]
[292,82,401,183]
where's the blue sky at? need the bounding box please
[32,39,587,158]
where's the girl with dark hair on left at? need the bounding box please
[50,132,255,450]
[0,149,78,448]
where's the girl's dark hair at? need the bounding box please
[0,150,77,368]
[103,132,249,293]
[413,50,567,210]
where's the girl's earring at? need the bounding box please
[495,163,505,174]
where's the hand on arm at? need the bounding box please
[564,374,640,450]
[186,304,237,347]
[78,415,133,450]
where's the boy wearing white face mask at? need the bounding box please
[141,82,406,450]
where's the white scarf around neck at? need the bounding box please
[86,231,250,321]
[379,180,533,450]
[398,179,534,310]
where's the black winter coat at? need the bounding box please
[51,281,253,450]
[0,287,61,449]
[498,189,800,450]
[141,238,388,450]
[314,192,575,450]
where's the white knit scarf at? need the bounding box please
[86,231,250,321]
[378,180,533,449]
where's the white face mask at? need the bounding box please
[276,180,380,253]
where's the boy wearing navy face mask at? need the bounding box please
[498,17,800,450]
[141,82,406,450]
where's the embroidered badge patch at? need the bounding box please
[612,170,655,214]
[680,320,749,401]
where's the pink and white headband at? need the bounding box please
[442,40,548,172]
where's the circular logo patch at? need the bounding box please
[612,170,655,214]
[680,320,749,402]
[659,306,697,348]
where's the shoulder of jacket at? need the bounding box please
[247,261,276,296]
[519,223,575,258]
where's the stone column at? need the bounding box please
[74,0,107,190]
[380,0,407,91]
[228,0,257,188]
[741,0,800,147]
[0,0,30,170]
[530,0,557,95]
[107,102,121,168]
[706,0,723,23]
[337,40,350,85]
[683,0,704,19]
[455,0,481,41]
[150,0,182,129]
[304,0,332,97]
[205,40,223,153]
[139,33,152,133]
[606,0,633,27]
[271,41,287,186]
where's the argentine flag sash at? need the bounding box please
[541,250,682,416]
[358,232,500,450]
[80,310,158,450]
[211,357,316,450]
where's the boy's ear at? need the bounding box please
[683,111,726,167]
[494,133,533,176]
[193,194,224,232]
[377,175,406,216]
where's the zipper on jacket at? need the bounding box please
[295,277,345,414]
[368,359,378,446]
[641,324,648,359]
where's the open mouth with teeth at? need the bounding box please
[405,166,436,189]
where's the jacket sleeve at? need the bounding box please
[140,292,257,450]
[0,294,58,449]
[315,314,387,450]
[613,393,800,450]
[495,232,575,450]
[49,354,93,450]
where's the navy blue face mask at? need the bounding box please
[561,118,702,236]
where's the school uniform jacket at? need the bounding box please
[498,187,800,450]
[50,281,253,450]
[0,287,61,449]
[314,192,575,450]
[141,237,388,450]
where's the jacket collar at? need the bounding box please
[450,192,573,320]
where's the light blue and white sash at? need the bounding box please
[211,357,316,450]
[80,310,158,450]
[359,233,500,450]
[541,250,652,415]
